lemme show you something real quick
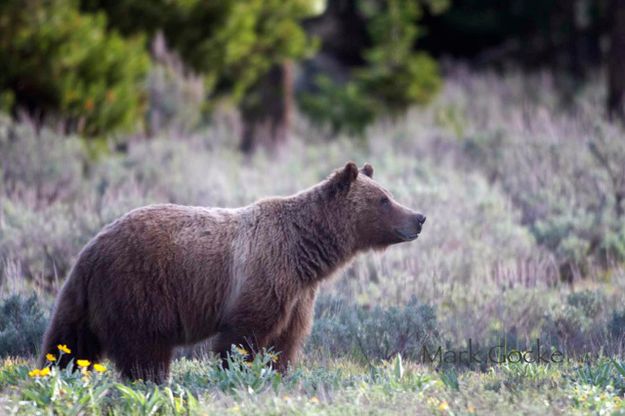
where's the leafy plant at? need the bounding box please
[440,368,460,391]
[206,345,282,394]
[572,359,625,395]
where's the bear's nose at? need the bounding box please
[415,214,426,225]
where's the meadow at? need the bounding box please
[1,69,625,414]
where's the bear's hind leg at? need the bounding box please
[39,312,102,369]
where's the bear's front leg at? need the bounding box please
[212,300,279,367]
[270,287,317,373]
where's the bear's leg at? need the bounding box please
[110,342,173,384]
[270,288,317,373]
[39,299,102,369]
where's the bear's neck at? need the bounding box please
[282,189,356,283]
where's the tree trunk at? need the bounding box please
[240,61,294,153]
[608,0,625,120]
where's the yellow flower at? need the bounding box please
[268,352,279,363]
[438,401,449,411]
[57,344,71,354]
[28,368,50,378]
[76,359,91,368]
[309,396,320,404]
[236,347,248,356]
[467,404,476,413]
[46,353,56,362]
[93,363,107,373]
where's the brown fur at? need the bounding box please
[39,162,425,382]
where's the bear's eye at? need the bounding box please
[380,196,390,206]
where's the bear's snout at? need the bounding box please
[413,213,426,235]
[391,210,426,242]
[414,214,426,235]
[415,213,426,225]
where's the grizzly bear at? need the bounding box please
[39,162,426,383]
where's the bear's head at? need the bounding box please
[325,162,426,250]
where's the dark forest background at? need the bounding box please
[1,0,624,153]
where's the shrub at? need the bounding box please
[146,33,205,136]
[566,290,605,320]
[608,309,625,342]
[0,294,48,357]
[0,0,150,137]
[540,290,607,353]
[458,74,625,277]
[309,296,441,362]
[0,115,86,205]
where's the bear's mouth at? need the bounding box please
[394,228,420,241]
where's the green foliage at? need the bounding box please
[14,361,199,415]
[115,384,198,415]
[355,0,445,112]
[572,359,625,395]
[0,294,48,357]
[207,345,282,394]
[566,290,605,320]
[0,0,150,137]
[299,0,446,135]
[298,76,376,136]
[82,0,317,102]
[440,368,460,391]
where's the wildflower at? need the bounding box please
[46,353,56,362]
[268,352,279,363]
[58,344,71,354]
[77,359,91,368]
[467,404,476,413]
[310,396,320,404]
[236,347,248,356]
[93,363,107,373]
[438,401,449,411]
[28,368,50,378]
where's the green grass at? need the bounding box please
[2,352,625,415]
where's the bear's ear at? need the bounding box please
[326,162,358,197]
[361,163,374,178]
[341,161,359,183]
